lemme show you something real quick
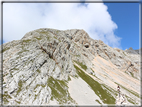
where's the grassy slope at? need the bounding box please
[74,64,116,105]
[47,76,76,104]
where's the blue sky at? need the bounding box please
[2,2,140,50]
[104,3,139,50]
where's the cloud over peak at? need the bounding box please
[3,2,121,48]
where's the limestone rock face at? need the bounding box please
[1,28,140,106]
[125,47,139,54]
[135,48,141,54]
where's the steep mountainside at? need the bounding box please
[1,28,141,106]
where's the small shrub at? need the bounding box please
[17,80,23,95]
[3,91,12,104]
[95,99,102,104]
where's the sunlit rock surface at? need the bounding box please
[1,28,141,106]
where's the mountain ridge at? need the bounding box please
[1,28,140,106]
[125,47,141,54]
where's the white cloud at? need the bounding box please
[3,2,121,48]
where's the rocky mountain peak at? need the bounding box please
[125,47,140,54]
[1,28,140,106]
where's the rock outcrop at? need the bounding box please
[1,28,140,106]
[125,47,139,54]
[135,48,141,54]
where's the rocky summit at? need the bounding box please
[1,28,141,106]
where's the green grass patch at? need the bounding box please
[125,71,129,75]
[129,72,134,78]
[15,100,21,104]
[95,99,102,105]
[36,33,50,40]
[74,60,87,70]
[56,30,59,34]
[3,91,12,104]
[74,74,79,79]
[74,65,116,104]
[58,39,61,42]
[47,76,75,104]
[2,47,10,53]
[125,95,136,105]
[11,67,19,71]
[3,72,9,77]
[123,52,127,56]
[54,36,57,39]
[34,36,42,40]
[37,69,41,73]
[34,94,38,101]
[40,31,49,35]
[102,84,118,96]
[34,84,41,90]
[16,80,23,95]
[68,76,71,81]
[39,30,51,41]
[54,36,61,42]
[70,73,79,79]
[47,36,50,41]
[22,39,31,43]
[34,83,46,91]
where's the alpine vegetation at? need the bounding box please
[1,28,140,106]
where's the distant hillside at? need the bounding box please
[125,47,141,54]
[135,48,141,54]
